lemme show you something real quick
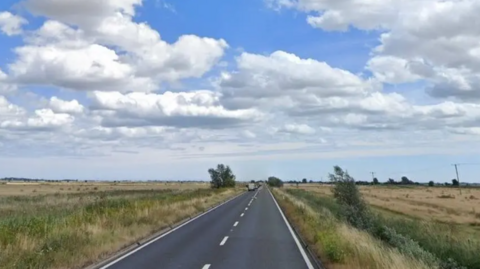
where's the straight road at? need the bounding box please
[100,186,314,269]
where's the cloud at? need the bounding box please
[269,0,480,102]
[269,0,421,31]
[280,123,316,135]
[1,108,74,131]
[218,50,378,110]
[0,11,27,35]
[8,1,228,92]
[0,69,17,94]
[49,97,84,114]
[0,96,25,120]
[89,90,264,129]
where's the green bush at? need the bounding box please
[329,166,373,231]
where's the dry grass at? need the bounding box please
[286,184,480,268]
[0,181,209,197]
[273,188,432,269]
[0,185,242,269]
[289,184,480,225]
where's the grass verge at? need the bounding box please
[273,188,431,269]
[285,188,479,269]
[0,187,242,269]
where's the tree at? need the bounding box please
[428,181,435,187]
[452,179,459,186]
[267,176,283,187]
[208,164,236,189]
[250,180,255,183]
[388,178,396,184]
[309,180,314,183]
[373,178,379,185]
[329,166,372,230]
[401,176,412,185]
[302,178,307,184]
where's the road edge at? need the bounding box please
[267,187,324,269]
[84,190,247,269]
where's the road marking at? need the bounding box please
[240,213,244,217]
[202,264,211,269]
[268,189,315,269]
[234,221,238,227]
[245,207,248,210]
[220,236,229,246]
[97,192,247,269]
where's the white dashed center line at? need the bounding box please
[234,221,238,227]
[202,264,211,269]
[245,207,248,210]
[240,213,244,217]
[220,236,229,246]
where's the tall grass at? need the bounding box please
[273,188,432,269]
[0,188,240,269]
[286,188,478,269]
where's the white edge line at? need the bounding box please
[98,191,246,269]
[219,236,229,246]
[268,188,315,269]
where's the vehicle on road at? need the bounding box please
[247,183,256,191]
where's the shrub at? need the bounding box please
[329,166,373,231]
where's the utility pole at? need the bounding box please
[453,164,461,194]
[371,172,378,185]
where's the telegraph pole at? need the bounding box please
[453,164,461,194]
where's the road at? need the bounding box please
[99,186,315,269]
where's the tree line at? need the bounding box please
[207,164,468,190]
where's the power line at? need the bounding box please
[384,164,449,178]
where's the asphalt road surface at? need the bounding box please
[100,186,314,269]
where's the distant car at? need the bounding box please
[247,183,256,191]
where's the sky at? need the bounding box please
[0,0,480,183]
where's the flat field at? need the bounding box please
[0,181,242,269]
[289,184,480,225]
[0,181,209,196]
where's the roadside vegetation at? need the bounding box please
[273,166,478,269]
[267,176,284,187]
[0,184,241,269]
[208,163,236,189]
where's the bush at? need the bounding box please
[329,166,373,231]
[267,176,284,187]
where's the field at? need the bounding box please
[290,184,480,225]
[0,181,209,196]
[276,183,480,269]
[0,181,242,269]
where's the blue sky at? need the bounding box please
[0,0,480,183]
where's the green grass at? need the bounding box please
[0,188,238,269]
[286,189,480,269]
